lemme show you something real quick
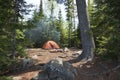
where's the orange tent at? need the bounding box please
[42,40,60,49]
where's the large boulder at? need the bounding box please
[32,58,77,80]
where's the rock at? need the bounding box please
[72,51,82,58]
[56,49,64,52]
[63,61,77,76]
[64,47,69,52]
[49,49,57,53]
[21,58,34,70]
[32,58,76,80]
[31,55,38,60]
[31,71,49,80]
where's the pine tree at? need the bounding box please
[57,9,65,47]
[65,0,74,47]
[32,0,45,22]
[11,0,31,59]
[92,0,120,61]
[38,0,44,18]
[0,0,32,74]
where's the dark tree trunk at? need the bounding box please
[11,0,18,59]
[76,0,95,61]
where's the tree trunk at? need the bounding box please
[11,0,18,59]
[76,0,95,61]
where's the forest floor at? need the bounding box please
[8,48,120,80]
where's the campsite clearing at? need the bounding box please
[9,48,120,80]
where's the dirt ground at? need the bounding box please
[9,48,120,80]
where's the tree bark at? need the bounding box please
[11,0,18,59]
[76,0,95,61]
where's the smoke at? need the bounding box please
[25,19,60,47]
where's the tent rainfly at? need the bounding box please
[42,40,60,49]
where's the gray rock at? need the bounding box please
[31,58,77,80]
[21,58,34,70]
[32,71,49,80]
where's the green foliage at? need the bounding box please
[53,9,67,47]
[71,28,81,48]
[38,0,44,18]
[0,0,15,73]
[64,0,74,20]
[0,57,18,75]
[64,0,75,47]
[0,76,12,80]
[91,0,120,61]
[0,0,32,75]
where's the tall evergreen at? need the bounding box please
[11,0,32,59]
[65,0,74,47]
[38,0,44,18]
[92,0,120,61]
[0,0,32,74]
[50,2,54,20]
[32,0,45,22]
[57,9,65,47]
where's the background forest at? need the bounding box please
[0,0,120,79]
